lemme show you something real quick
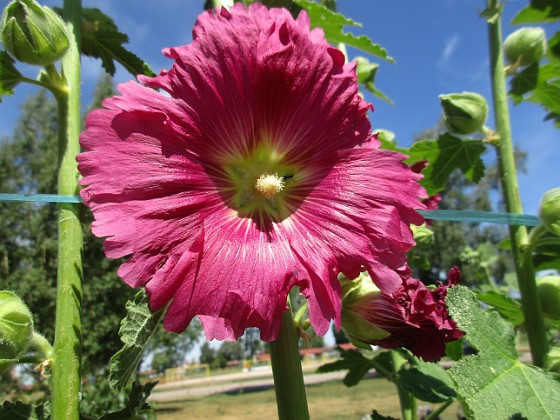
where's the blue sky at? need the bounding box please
[1,0,558,216]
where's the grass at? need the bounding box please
[154,377,461,419]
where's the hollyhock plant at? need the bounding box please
[341,267,464,362]
[77,3,426,342]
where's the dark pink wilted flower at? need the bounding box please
[77,3,426,341]
[341,267,463,362]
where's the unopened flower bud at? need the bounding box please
[537,276,560,320]
[539,187,560,237]
[0,291,34,374]
[354,56,379,85]
[440,92,488,135]
[504,27,547,67]
[1,0,69,66]
[340,273,390,349]
[411,224,434,247]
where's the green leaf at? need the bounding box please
[512,0,560,24]
[354,56,393,104]
[109,291,164,390]
[316,346,375,386]
[447,286,560,419]
[397,356,456,403]
[408,134,486,196]
[474,290,524,326]
[509,63,539,104]
[549,32,560,61]
[99,381,157,419]
[0,401,49,419]
[67,8,154,77]
[512,6,560,24]
[0,51,23,102]
[293,0,394,63]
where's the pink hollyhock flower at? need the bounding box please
[341,267,463,362]
[77,3,426,341]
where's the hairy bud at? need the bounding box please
[539,187,560,237]
[440,92,488,135]
[504,27,547,67]
[1,0,69,66]
[0,291,34,374]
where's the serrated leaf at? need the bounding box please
[99,381,157,419]
[316,346,375,386]
[53,7,154,77]
[293,0,394,63]
[474,290,524,326]
[397,359,456,403]
[0,401,49,420]
[109,291,164,390]
[408,134,486,196]
[447,286,560,419]
[0,51,23,102]
[509,63,539,103]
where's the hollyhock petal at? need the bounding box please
[78,3,426,341]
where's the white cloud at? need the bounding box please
[438,34,460,67]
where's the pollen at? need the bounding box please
[255,173,284,199]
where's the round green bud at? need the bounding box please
[504,27,547,67]
[0,291,34,374]
[1,0,69,66]
[411,224,434,247]
[536,276,560,320]
[340,273,390,349]
[439,92,488,135]
[539,187,560,237]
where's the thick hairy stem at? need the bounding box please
[485,0,548,367]
[270,309,310,420]
[51,0,84,418]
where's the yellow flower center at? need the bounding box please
[254,173,284,199]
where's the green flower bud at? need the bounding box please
[340,273,390,349]
[1,0,69,66]
[440,92,488,135]
[354,56,379,85]
[0,291,34,374]
[411,224,434,247]
[504,27,547,68]
[539,187,560,237]
[537,276,560,320]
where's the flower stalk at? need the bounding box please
[270,308,310,420]
[50,0,83,418]
[391,350,417,420]
[485,0,548,367]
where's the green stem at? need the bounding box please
[485,0,548,367]
[270,309,310,420]
[425,399,454,420]
[390,350,416,420]
[51,1,83,419]
[30,332,54,360]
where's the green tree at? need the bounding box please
[0,75,201,381]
